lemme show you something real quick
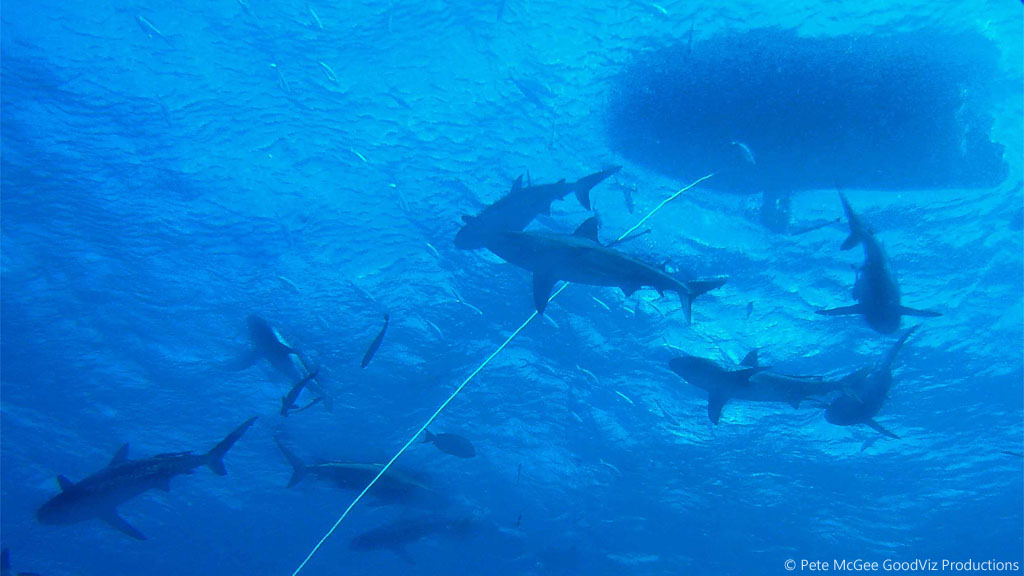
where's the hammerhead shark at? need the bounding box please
[36,417,257,540]
[816,193,941,333]
[484,217,726,322]
[824,325,919,439]
[669,350,841,424]
[455,167,621,249]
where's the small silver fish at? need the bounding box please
[730,140,757,165]
[308,5,323,29]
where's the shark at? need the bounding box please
[824,325,919,439]
[275,438,437,506]
[669,350,841,424]
[227,315,333,410]
[455,166,621,250]
[36,416,257,540]
[349,515,476,564]
[484,217,726,322]
[816,193,941,333]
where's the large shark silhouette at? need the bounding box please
[455,167,620,249]
[484,217,725,322]
[816,193,941,333]
[824,326,919,439]
[36,417,256,539]
[669,350,841,424]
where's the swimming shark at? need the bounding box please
[668,350,840,424]
[274,438,436,506]
[484,217,726,322]
[455,166,621,250]
[824,325,918,439]
[816,193,941,333]
[36,416,257,540]
[350,514,476,564]
[227,315,333,410]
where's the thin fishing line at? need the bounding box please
[290,172,714,575]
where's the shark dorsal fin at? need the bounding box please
[740,350,759,368]
[510,175,523,194]
[461,214,476,224]
[573,217,600,242]
[57,475,75,491]
[109,443,130,466]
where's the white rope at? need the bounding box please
[289,172,714,575]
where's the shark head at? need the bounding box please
[454,216,493,250]
[668,356,726,392]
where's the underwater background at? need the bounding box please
[2,0,1022,574]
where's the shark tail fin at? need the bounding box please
[572,166,621,211]
[879,325,919,373]
[679,278,727,324]
[838,192,865,250]
[866,419,900,439]
[207,416,257,476]
[275,436,307,488]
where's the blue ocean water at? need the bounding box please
[2,0,1022,574]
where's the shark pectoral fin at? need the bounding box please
[740,350,759,368]
[865,419,900,439]
[815,304,863,316]
[394,546,417,565]
[707,387,730,425]
[572,217,601,242]
[157,478,172,492]
[104,510,146,540]
[532,270,559,313]
[899,305,942,318]
[109,443,130,467]
[57,475,75,491]
[787,396,801,409]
